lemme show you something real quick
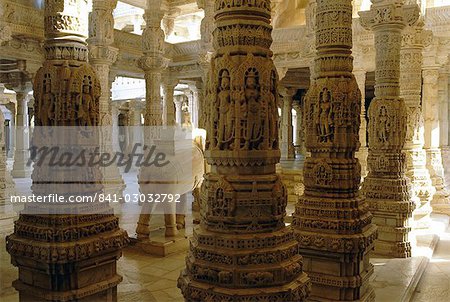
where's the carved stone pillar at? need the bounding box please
[138,0,167,129]
[126,100,144,171]
[0,107,15,230]
[178,1,311,300]
[136,0,178,244]
[360,1,419,258]
[88,0,125,197]
[293,101,305,157]
[111,101,120,152]
[11,85,32,178]
[162,77,177,126]
[6,1,128,301]
[188,84,199,129]
[423,67,450,213]
[279,87,296,160]
[400,23,434,228]
[174,95,183,126]
[438,70,449,160]
[197,0,214,129]
[293,0,377,300]
[354,70,369,178]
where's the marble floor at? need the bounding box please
[1,166,450,302]
[412,218,450,301]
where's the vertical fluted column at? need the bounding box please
[279,87,296,160]
[293,101,305,157]
[423,67,450,213]
[400,23,434,228]
[88,0,125,197]
[178,1,311,300]
[11,85,32,178]
[354,70,369,178]
[6,1,128,301]
[293,0,377,300]
[360,0,418,258]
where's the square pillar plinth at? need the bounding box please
[9,244,123,302]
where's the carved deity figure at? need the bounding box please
[317,88,333,142]
[243,69,262,150]
[217,70,234,150]
[378,105,390,144]
[78,76,94,127]
[41,75,55,126]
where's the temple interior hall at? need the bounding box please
[1,0,450,301]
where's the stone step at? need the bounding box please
[371,214,449,302]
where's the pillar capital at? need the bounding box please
[88,0,118,46]
[279,86,297,99]
[359,1,420,30]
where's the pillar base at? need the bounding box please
[11,149,32,178]
[7,229,128,302]
[294,224,377,302]
[178,227,311,302]
[178,272,311,302]
[0,205,16,233]
[100,165,126,198]
[11,168,32,179]
[137,232,189,257]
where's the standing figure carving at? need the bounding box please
[217,69,234,150]
[243,69,262,150]
[317,88,333,143]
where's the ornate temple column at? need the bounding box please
[126,99,144,171]
[136,0,180,244]
[0,107,15,230]
[439,69,450,155]
[423,66,450,213]
[138,0,167,128]
[359,1,418,258]
[400,23,434,228]
[279,87,296,160]
[162,76,177,126]
[293,0,377,300]
[293,100,305,157]
[197,0,214,129]
[88,0,125,197]
[178,1,311,300]
[111,101,120,152]
[354,70,369,178]
[11,84,32,178]
[6,102,15,158]
[188,84,199,128]
[6,1,128,300]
